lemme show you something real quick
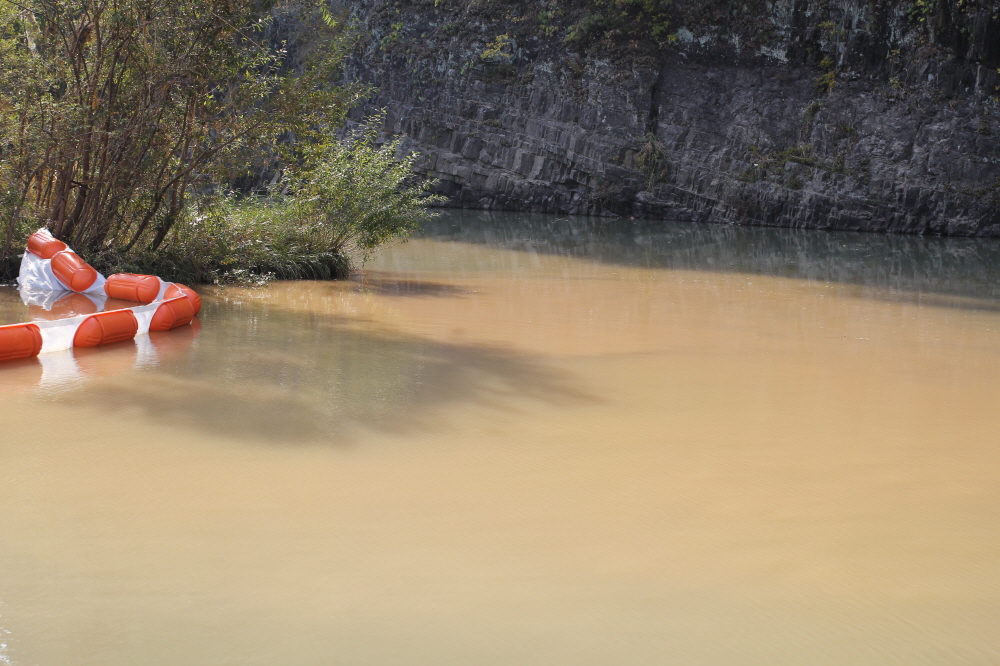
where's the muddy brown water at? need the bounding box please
[1,212,999,665]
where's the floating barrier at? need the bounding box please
[0,320,202,397]
[104,273,162,303]
[0,229,201,362]
[73,310,140,348]
[0,323,43,362]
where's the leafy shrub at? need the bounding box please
[564,0,673,46]
[816,70,837,93]
[481,34,514,61]
[565,13,613,44]
[87,195,348,285]
[283,120,446,263]
[87,119,444,285]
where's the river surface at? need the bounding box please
[1,211,999,665]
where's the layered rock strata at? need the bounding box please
[336,0,1000,235]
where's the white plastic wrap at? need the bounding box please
[17,228,107,295]
[154,278,168,302]
[17,251,65,292]
[35,316,86,353]
[20,286,107,314]
[131,301,162,336]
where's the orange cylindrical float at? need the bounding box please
[150,296,196,331]
[164,283,202,316]
[0,323,43,362]
[51,251,99,293]
[104,273,161,303]
[73,310,138,348]
[26,232,68,259]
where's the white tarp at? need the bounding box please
[16,229,106,295]
[20,286,108,313]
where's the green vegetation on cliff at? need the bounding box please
[373,0,1000,79]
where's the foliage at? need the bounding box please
[89,194,353,285]
[0,0,364,261]
[480,33,513,61]
[635,133,668,190]
[283,118,445,262]
[565,12,613,44]
[88,117,445,284]
[538,9,560,36]
[816,70,837,93]
[907,0,934,23]
[564,0,672,47]
[380,21,404,49]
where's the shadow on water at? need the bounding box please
[424,210,1000,303]
[348,273,475,298]
[45,299,598,444]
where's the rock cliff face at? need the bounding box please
[335,0,1000,235]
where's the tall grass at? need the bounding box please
[88,196,354,285]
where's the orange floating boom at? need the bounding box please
[0,323,43,362]
[105,273,162,304]
[73,310,140,348]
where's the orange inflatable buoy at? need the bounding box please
[164,283,202,316]
[150,296,196,332]
[51,251,99,293]
[73,310,139,348]
[26,232,68,259]
[104,273,161,303]
[0,323,43,362]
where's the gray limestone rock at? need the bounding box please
[330,0,1000,235]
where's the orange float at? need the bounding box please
[73,310,139,348]
[26,232,68,259]
[51,251,100,293]
[150,296,196,331]
[104,273,162,303]
[0,323,43,362]
[164,283,202,315]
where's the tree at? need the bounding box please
[0,0,364,260]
